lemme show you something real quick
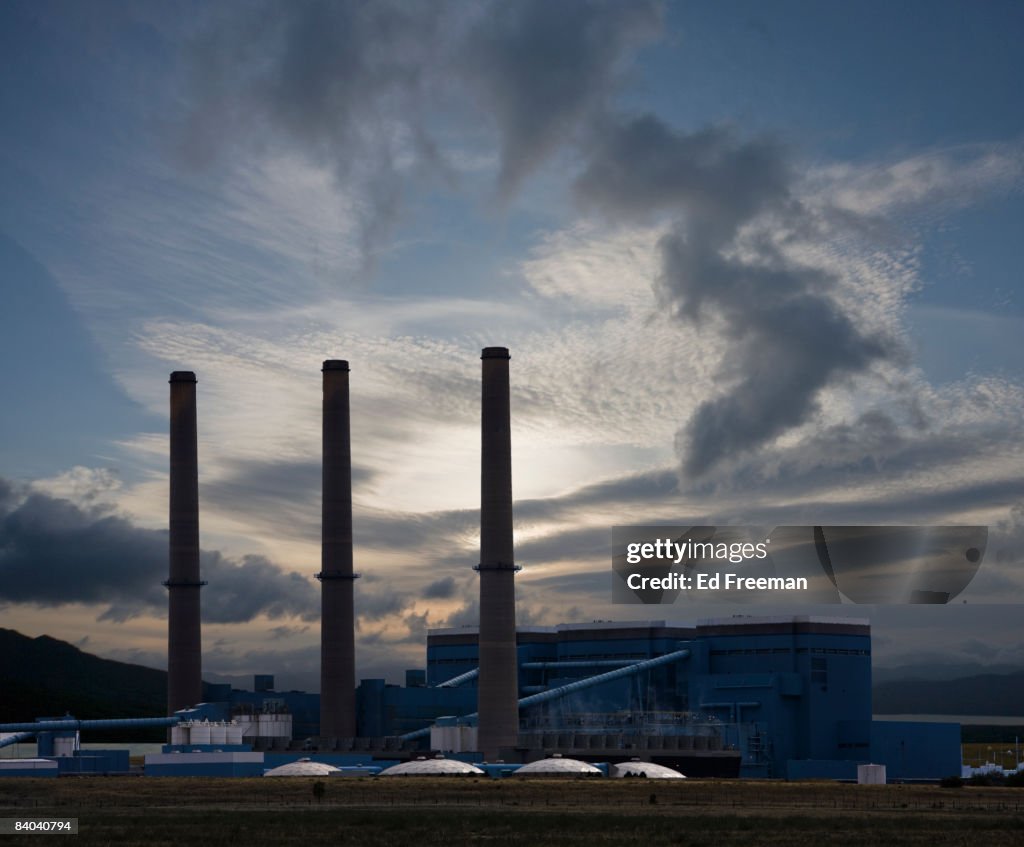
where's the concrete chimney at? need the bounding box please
[166,371,203,715]
[318,360,358,739]
[476,347,519,759]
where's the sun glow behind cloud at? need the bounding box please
[2,0,1023,682]
[47,136,1024,677]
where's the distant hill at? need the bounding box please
[0,628,169,726]
[873,662,1024,685]
[873,671,1024,717]
[3,628,1023,727]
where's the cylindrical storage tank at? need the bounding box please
[190,724,211,745]
[210,724,227,745]
[227,723,244,745]
[857,763,887,785]
[53,737,77,758]
[236,717,257,740]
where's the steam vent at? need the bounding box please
[475,347,520,759]
[318,360,358,739]
[166,371,204,715]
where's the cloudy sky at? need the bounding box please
[2,0,1023,692]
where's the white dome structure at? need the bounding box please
[612,760,686,779]
[264,758,341,777]
[515,755,602,776]
[378,756,485,776]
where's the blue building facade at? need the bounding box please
[192,616,959,780]
[354,616,961,780]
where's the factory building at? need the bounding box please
[0,351,943,782]
[350,615,961,781]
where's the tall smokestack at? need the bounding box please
[476,347,519,759]
[166,371,203,715]
[318,360,358,739]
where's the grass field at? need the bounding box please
[1,777,1023,845]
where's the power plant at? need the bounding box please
[0,348,971,782]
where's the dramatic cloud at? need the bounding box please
[423,576,457,600]
[183,1,445,256]
[575,117,898,477]
[182,0,661,255]
[0,478,317,623]
[462,0,661,200]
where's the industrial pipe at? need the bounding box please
[517,649,691,710]
[0,717,182,733]
[400,648,691,742]
[436,668,479,688]
[521,660,637,670]
[0,732,34,749]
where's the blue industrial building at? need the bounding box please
[350,615,960,780]
[143,615,960,780]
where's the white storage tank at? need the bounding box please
[210,724,228,745]
[53,736,78,758]
[257,714,292,739]
[234,717,258,740]
[430,724,478,753]
[190,723,212,745]
[857,764,886,785]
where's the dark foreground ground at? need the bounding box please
[1,777,1023,845]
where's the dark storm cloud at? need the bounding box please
[354,580,415,624]
[462,0,662,200]
[575,120,791,224]
[0,479,317,623]
[439,595,480,629]
[183,0,660,255]
[201,552,318,624]
[183,0,446,256]
[686,408,1024,524]
[423,576,457,599]
[575,117,897,476]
